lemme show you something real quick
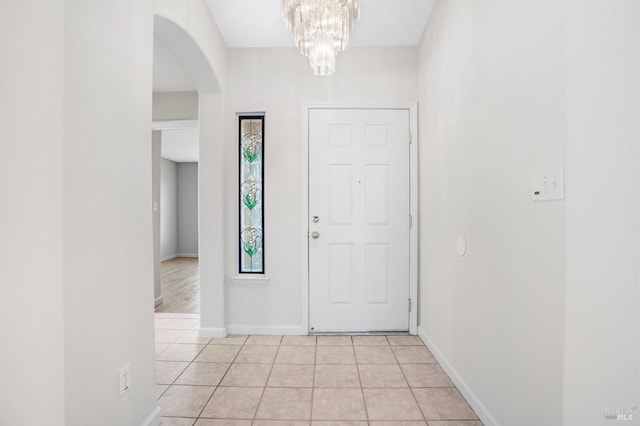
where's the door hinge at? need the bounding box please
[409,214,412,229]
[409,131,412,144]
[409,298,412,313]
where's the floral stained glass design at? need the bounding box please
[239,116,264,273]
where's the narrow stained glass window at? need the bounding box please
[238,115,264,274]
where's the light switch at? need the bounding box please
[532,168,564,201]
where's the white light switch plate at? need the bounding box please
[532,168,564,201]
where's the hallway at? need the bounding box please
[4,1,639,424]
[156,258,200,314]
[155,312,481,425]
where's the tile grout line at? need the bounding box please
[355,336,371,424]
[193,332,248,421]
[310,337,318,424]
[390,339,428,423]
[396,340,480,422]
[155,322,478,424]
[154,336,179,400]
[250,335,283,424]
[155,313,204,416]
[155,324,210,399]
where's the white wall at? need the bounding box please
[152,0,228,336]
[160,159,198,260]
[153,131,162,305]
[199,93,226,335]
[418,1,640,425]
[222,47,418,332]
[161,158,178,260]
[152,91,199,121]
[563,1,640,424]
[63,1,157,424]
[0,1,65,424]
[417,1,566,424]
[178,162,199,256]
[1,1,215,423]
[154,0,227,93]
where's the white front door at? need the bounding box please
[308,108,410,332]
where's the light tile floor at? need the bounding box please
[156,313,482,426]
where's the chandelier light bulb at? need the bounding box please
[283,0,360,76]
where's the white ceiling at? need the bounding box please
[205,0,435,48]
[154,0,435,91]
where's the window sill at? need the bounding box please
[230,275,270,285]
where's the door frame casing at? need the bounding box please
[300,103,419,335]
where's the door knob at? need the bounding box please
[311,231,320,239]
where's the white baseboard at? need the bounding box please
[417,326,499,426]
[161,254,198,262]
[176,253,198,258]
[154,296,163,307]
[200,327,228,338]
[226,325,306,335]
[140,405,161,426]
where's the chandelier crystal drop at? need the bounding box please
[282,0,360,76]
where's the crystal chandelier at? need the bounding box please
[283,0,360,76]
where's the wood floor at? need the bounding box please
[155,257,199,314]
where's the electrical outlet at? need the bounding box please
[119,364,130,396]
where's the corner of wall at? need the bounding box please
[417,327,499,426]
